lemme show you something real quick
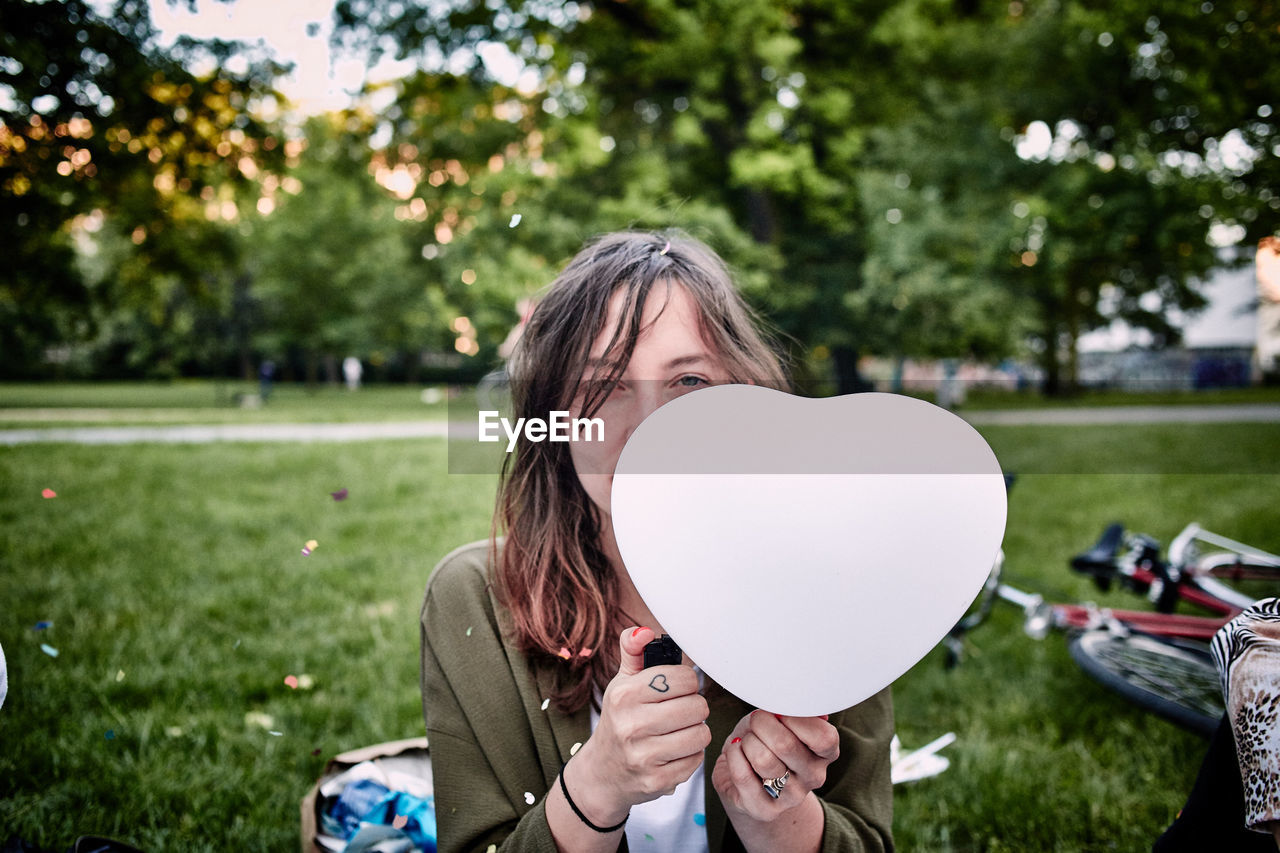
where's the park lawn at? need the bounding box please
[0,381,450,426]
[2,425,1278,850]
[2,380,1278,429]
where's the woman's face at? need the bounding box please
[568,282,728,520]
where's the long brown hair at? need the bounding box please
[490,230,791,712]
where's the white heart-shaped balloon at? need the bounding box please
[611,386,1006,716]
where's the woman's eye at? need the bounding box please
[676,375,708,388]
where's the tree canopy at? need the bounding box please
[3,0,1276,389]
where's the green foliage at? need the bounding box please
[0,0,285,378]
[3,0,1278,389]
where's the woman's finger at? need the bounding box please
[738,731,788,781]
[722,736,789,812]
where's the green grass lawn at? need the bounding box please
[0,381,450,426]
[2,425,1278,850]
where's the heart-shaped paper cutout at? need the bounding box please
[611,386,1006,716]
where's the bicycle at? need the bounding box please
[945,522,1280,736]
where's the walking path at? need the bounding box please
[0,404,1276,446]
[961,403,1280,426]
[0,421,450,446]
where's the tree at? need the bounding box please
[0,0,284,377]
[249,113,415,384]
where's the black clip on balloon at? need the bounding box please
[643,633,682,668]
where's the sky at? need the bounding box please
[147,0,391,114]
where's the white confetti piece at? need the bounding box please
[524,791,535,805]
[570,742,582,756]
[116,670,125,682]
[509,213,522,228]
[245,711,275,730]
[540,698,550,711]
[40,643,58,658]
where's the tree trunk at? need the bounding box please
[324,353,339,387]
[1064,278,1081,393]
[305,350,319,387]
[831,345,874,395]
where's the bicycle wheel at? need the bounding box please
[1067,629,1222,737]
[1193,554,1280,611]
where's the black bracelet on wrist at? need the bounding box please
[559,758,629,833]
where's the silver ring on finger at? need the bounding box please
[762,770,789,799]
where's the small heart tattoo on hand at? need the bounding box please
[648,674,671,693]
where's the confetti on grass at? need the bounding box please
[509,214,522,228]
[105,730,115,740]
[116,670,125,682]
[284,675,299,689]
[40,644,58,658]
[302,539,319,556]
[34,621,52,631]
[41,489,56,499]
[330,488,348,501]
[245,711,275,730]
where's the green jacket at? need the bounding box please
[420,540,895,853]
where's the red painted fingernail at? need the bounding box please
[774,714,783,721]
[820,714,829,721]
[631,626,650,639]
[731,737,742,744]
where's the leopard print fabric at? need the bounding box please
[1211,597,1280,833]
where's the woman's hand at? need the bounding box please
[564,626,712,827]
[710,711,839,852]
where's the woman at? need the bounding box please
[421,231,894,852]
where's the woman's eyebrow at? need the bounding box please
[662,354,713,370]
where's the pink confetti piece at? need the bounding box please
[392,814,408,830]
[659,240,671,256]
[284,675,299,689]
[578,648,593,658]
[41,488,57,499]
[40,643,58,658]
[330,488,348,501]
[556,647,572,660]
